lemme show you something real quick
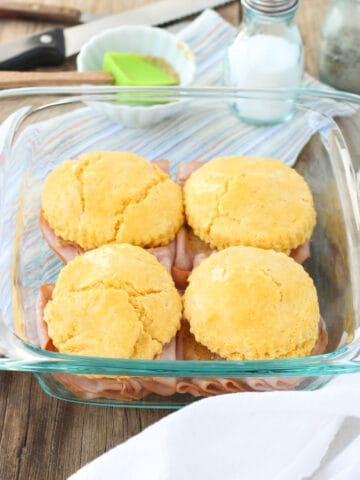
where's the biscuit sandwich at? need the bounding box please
[184,156,315,259]
[178,246,327,396]
[158,155,317,290]
[40,151,184,263]
[37,244,182,400]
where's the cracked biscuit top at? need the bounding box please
[184,246,320,360]
[43,244,182,359]
[41,151,184,250]
[184,156,316,252]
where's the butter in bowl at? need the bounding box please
[103,52,180,87]
[76,25,196,127]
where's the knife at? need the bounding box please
[0,1,106,24]
[0,0,233,71]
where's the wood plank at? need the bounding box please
[0,372,169,479]
[297,0,331,76]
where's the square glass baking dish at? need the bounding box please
[0,86,360,409]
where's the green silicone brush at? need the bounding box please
[103,52,180,86]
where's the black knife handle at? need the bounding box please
[0,29,65,71]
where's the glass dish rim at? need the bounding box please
[1,85,360,378]
[0,84,360,103]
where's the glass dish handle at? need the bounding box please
[0,105,31,233]
[0,311,11,358]
[0,105,31,187]
[329,129,360,227]
[0,107,31,358]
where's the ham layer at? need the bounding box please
[38,158,317,400]
[176,317,328,396]
[37,285,177,401]
[40,158,311,293]
[37,284,327,400]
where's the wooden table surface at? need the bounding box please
[1,1,359,479]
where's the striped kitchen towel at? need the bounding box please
[8,9,358,175]
[0,8,358,346]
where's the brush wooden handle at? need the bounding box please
[0,1,81,23]
[0,71,114,88]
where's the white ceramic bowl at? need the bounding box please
[77,25,196,128]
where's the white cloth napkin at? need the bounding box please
[69,373,360,480]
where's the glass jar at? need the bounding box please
[225,0,304,125]
[318,0,360,94]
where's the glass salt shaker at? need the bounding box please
[318,0,360,94]
[225,0,304,125]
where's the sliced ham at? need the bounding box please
[241,376,303,392]
[242,317,328,391]
[170,226,309,290]
[39,212,84,264]
[53,338,178,401]
[152,160,213,287]
[148,240,176,274]
[172,227,214,289]
[37,282,328,399]
[140,337,177,397]
[153,158,170,174]
[53,374,148,401]
[290,240,311,264]
[173,227,193,271]
[40,154,312,277]
[37,155,317,401]
[171,227,192,289]
[176,318,328,396]
[149,227,214,290]
[37,285,178,401]
[176,160,203,188]
[39,159,171,265]
[170,227,309,290]
[176,321,250,396]
[177,378,249,397]
[175,160,312,267]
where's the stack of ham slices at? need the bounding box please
[40,159,311,288]
[37,160,324,401]
[37,285,327,400]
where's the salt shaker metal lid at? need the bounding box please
[242,0,299,14]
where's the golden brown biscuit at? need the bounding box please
[180,320,220,361]
[41,151,184,250]
[44,244,182,359]
[184,246,320,360]
[184,156,316,252]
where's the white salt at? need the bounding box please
[227,34,303,123]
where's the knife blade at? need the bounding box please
[0,0,233,71]
[0,1,107,24]
[0,21,193,88]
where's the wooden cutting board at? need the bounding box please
[0,0,329,76]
